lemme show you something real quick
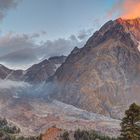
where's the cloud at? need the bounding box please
[39,35,81,58]
[0,29,92,69]
[0,79,30,89]
[77,29,93,40]
[121,0,140,19]
[0,33,38,56]
[109,0,140,19]
[0,0,21,20]
[0,33,39,69]
[0,48,38,69]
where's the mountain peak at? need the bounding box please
[86,17,140,48]
[114,17,140,41]
[116,17,140,26]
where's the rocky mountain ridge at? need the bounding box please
[49,18,140,118]
[0,55,66,84]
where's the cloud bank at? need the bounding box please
[0,29,93,69]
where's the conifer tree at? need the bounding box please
[120,103,140,140]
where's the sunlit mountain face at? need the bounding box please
[0,0,140,140]
[48,18,140,119]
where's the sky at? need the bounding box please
[0,0,116,40]
[0,0,138,70]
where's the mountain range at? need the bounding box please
[0,18,140,138]
[0,55,66,83]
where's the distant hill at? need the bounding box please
[0,55,67,84]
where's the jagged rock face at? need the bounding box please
[0,65,25,81]
[0,56,66,84]
[23,59,56,84]
[23,56,67,84]
[51,18,140,118]
[48,55,66,65]
[0,65,12,79]
[7,70,24,81]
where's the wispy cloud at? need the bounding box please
[0,79,30,89]
[77,29,93,40]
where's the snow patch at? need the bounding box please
[5,71,14,80]
[13,94,20,99]
[54,64,61,71]
[55,64,61,69]
[51,100,120,122]
[138,42,140,52]
[23,70,27,75]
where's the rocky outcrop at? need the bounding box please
[50,18,140,118]
[41,127,62,140]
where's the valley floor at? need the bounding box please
[0,92,120,138]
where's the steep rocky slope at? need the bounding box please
[23,56,66,83]
[0,56,66,84]
[50,18,140,118]
[23,59,55,84]
[48,55,67,65]
[0,64,13,79]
